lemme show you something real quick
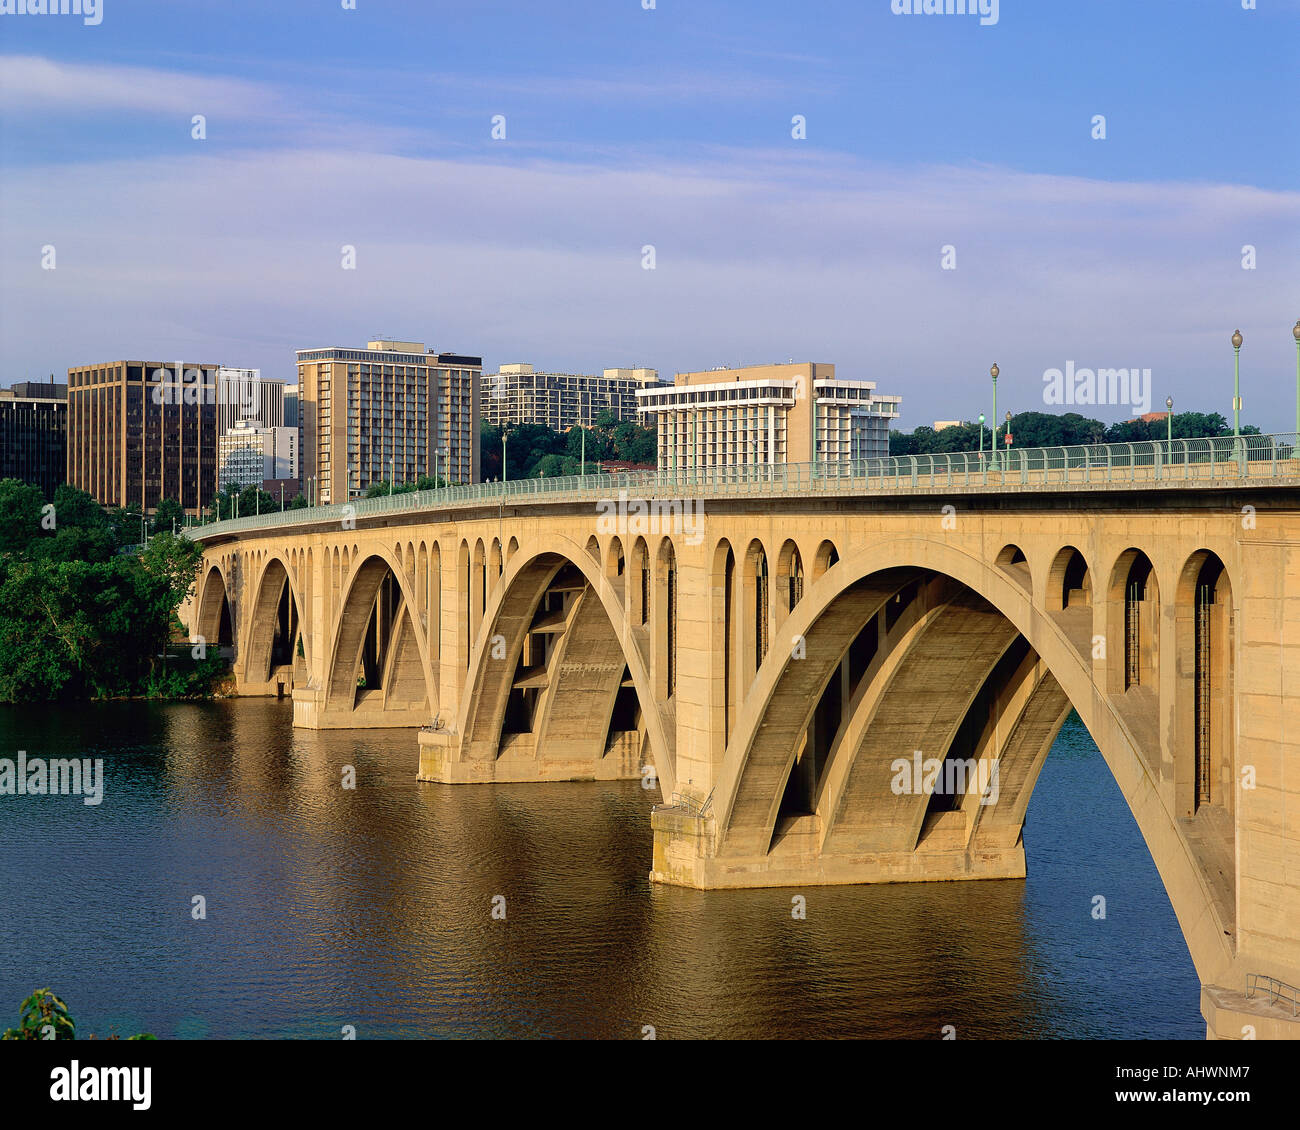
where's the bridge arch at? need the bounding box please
[453,534,675,796]
[196,562,235,649]
[712,534,1235,986]
[324,548,437,721]
[1175,549,1235,825]
[243,553,310,688]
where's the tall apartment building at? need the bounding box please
[217,420,300,492]
[636,362,901,473]
[66,360,220,516]
[0,381,67,498]
[482,363,661,431]
[217,368,285,435]
[295,340,480,505]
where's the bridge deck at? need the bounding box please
[188,434,1300,541]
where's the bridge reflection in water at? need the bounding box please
[0,698,1204,1038]
[184,434,1300,1039]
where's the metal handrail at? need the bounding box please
[664,789,714,818]
[184,431,1300,541]
[1246,973,1300,1015]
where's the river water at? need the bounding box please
[0,700,1202,1039]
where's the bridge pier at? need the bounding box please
[417,725,648,783]
[650,807,1026,888]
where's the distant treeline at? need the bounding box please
[890,411,1261,456]
[480,413,657,480]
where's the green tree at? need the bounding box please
[2,989,75,1040]
[0,479,44,554]
[151,497,184,535]
[2,988,154,1041]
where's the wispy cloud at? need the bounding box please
[2,136,1295,425]
[0,55,276,116]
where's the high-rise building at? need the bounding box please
[283,384,300,428]
[636,362,901,473]
[0,381,67,498]
[294,340,480,505]
[66,360,221,516]
[217,420,299,492]
[482,363,661,431]
[216,368,284,435]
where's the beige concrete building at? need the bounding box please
[295,340,480,504]
[636,362,900,472]
[483,363,660,431]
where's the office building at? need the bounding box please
[636,362,901,473]
[0,381,67,498]
[295,339,480,505]
[482,364,661,431]
[217,420,300,493]
[217,368,284,436]
[283,384,300,428]
[66,360,220,516]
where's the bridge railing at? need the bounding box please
[1246,973,1300,1016]
[184,431,1300,540]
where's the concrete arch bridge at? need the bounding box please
[184,437,1300,1037]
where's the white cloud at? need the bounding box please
[0,63,1296,428]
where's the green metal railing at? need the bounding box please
[186,431,1300,541]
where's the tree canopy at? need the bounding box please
[0,481,213,702]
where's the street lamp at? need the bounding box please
[978,412,985,465]
[1004,410,1012,466]
[501,433,508,482]
[1292,320,1300,440]
[1166,396,1174,454]
[1231,329,1243,437]
[990,363,1000,470]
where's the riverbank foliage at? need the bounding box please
[0,479,217,703]
[1,988,154,1041]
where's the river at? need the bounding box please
[0,700,1202,1039]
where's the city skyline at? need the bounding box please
[1,1,1296,431]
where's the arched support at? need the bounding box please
[419,537,674,794]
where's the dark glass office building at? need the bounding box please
[0,381,67,499]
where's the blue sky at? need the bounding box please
[1,0,1297,428]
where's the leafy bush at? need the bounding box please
[1,988,154,1041]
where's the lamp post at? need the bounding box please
[1231,329,1243,437]
[1004,410,1012,467]
[580,427,586,478]
[990,363,999,470]
[1165,396,1174,454]
[978,412,985,465]
[501,433,508,482]
[1293,320,1300,440]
